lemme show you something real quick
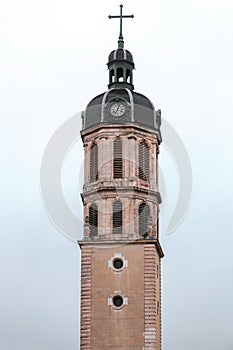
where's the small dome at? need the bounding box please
[108,48,134,65]
[107,48,135,90]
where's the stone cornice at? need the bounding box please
[81,186,162,204]
[81,123,161,143]
[78,239,164,258]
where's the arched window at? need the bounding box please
[117,67,124,82]
[114,138,122,178]
[113,200,122,234]
[139,141,149,181]
[90,143,98,182]
[89,204,98,237]
[139,203,150,236]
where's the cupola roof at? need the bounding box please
[108,48,134,65]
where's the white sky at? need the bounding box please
[1,0,233,349]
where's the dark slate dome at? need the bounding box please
[81,46,161,139]
[108,48,134,65]
[82,88,161,134]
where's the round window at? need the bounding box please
[113,258,123,270]
[112,295,124,308]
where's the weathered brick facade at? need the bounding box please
[79,241,163,350]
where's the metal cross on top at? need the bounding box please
[108,4,134,49]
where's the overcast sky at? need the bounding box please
[1,0,233,349]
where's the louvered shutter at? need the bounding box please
[113,200,122,234]
[139,203,150,236]
[90,143,98,182]
[114,138,122,178]
[89,204,98,237]
[139,141,149,181]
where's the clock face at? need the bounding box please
[110,102,126,117]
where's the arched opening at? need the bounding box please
[110,69,115,83]
[113,138,122,178]
[126,69,132,83]
[90,143,98,182]
[113,200,122,234]
[117,67,124,82]
[139,203,150,236]
[89,203,98,237]
[139,141,149,181]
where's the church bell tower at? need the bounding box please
[79,5,164,349]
